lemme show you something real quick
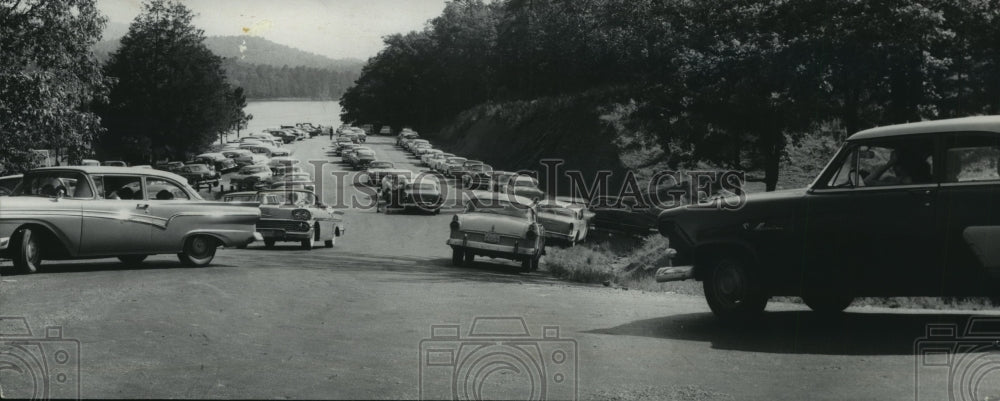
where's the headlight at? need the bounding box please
[292,209,312,220]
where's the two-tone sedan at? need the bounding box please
[362,161,396,187]
[536,199,589,246]
[461,164,494,190]
[0,167,261,273]
[447,193,545,271]
[228,189,345,250]
[229,164,273,191]
[270,173,315,192]
[380,178,443,214]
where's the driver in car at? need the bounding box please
[863,148,933,186]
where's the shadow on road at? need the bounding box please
[0,260,238,275]
[585,310,998,356]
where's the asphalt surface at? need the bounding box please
[2,135,999,400]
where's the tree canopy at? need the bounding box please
[0,0,110,173]
[98,0,246,163]
[341,0,1000,190]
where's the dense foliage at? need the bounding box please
[97,0,248,163]
[342,0,1000,190]
[0,0,110,173]
[222,59,359,100]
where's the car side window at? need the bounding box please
[825,146,859,188]
[943,134,1000,183]
[146,178,190,200]
[102,175,144,200]
[858,137,935,187]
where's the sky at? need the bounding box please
[96,0,451,60]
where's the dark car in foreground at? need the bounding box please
[655,115,1000,321]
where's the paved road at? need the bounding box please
[1,135,998,400]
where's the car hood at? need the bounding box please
[458,213,532,237]
[657,187,807,241]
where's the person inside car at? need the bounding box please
[863,148,933,186]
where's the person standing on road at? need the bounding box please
[329,128,334,140]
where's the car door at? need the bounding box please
[936,132,1000,294]
[78,174,152,255]
[143,177,201,252]
[849,135,940,294]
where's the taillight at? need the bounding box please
[526,224,538,241]
[450,215,460,231]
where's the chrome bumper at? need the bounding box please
[0,236,9,250]
[257,229,312,241]
[446,238,538,255]
[654,265,693,283]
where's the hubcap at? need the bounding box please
[714,263,744,306]
[190,237,209,257]
[25,236,38,263]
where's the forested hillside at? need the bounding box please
[95,32,362,100]
[341,0,1000,191]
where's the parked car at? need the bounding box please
[405,139,429,153]
[397,131,419,146]
[460,164,494,190]
[0,174,23,196]
[343,147,372,167]
[413,144,435,156]
[221,149,256,167]
[447,193,545,271]
[363,162,397,186]
[420,149,444,167]
[351,149,377,169]
[379,177,443,214]
[176,164,221,191]
[451,160,484,181]
[379,125,392,135]
[652,116,1000,321]
[536,199,589,246]
[270,173,315,192]
[267,156,301,174]
[267,129,296,144]
[155,161,185,172]
[0,166,261,272]
[440,157,468,175]
[491,171,518,192]
[102,161,127,167]
[80,159,100,166]
[229,164,273,191]
[254,189,345,249]
[498,174,544,201]
[426,153,454,171]
[194,153,238,173]
[296,123,322,137]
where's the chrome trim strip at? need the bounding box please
[0,236,9,250]
[446,238,537,255]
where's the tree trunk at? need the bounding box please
[764,149,780,192]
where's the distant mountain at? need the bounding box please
[204,36,364,71]
[94,27,364,72]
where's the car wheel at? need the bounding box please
[703,256,768,322]
[301,239,313,250]
[118,255,148,265]
[520,256,534,272]
[12,227,42,274]
[177,235,217,267]
[802,295,854,314]
[264,239,275,248]
[463,251,475,266]
[451,247,464,266]
[324,239,334,248]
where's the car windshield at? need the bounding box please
[469,165,492,173]
[468,199,531,218]
[448,158,467,164]
[15,171,93,198]
[259,191,317,206]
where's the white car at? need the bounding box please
[420,149,444,166]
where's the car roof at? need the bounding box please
[850,115,1000,141]
[470,192,536,208]
[28,166,189,182]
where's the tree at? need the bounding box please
[0,0,110,172]
[98,0,245,163]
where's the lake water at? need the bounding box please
[241,100,343,134]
